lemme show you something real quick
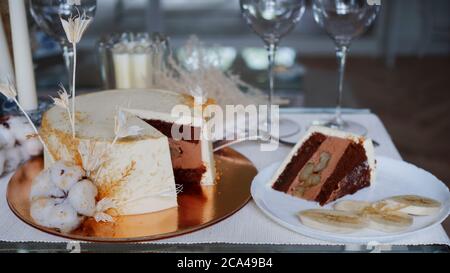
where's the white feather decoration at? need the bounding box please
[94,198,116,223]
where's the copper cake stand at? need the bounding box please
[6,147,258,242]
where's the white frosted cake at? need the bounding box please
[41,89,216,216]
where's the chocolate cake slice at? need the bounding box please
[270,126,375,205]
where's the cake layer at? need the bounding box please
[270,126,375,205]
[287,136,352,202]
[272,133,326,192]
[145,119,207,185]
[317,145,371,205]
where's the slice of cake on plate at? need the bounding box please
[269,126,375,205]
[41,89,216,215]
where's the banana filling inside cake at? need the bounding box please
[271,127,375,206]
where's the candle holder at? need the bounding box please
[1,99,51,126]
[97,32,170,90]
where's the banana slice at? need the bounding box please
[298,209,367,233]
[381,195,442,216]
[366,211,413,233]
[334,200,372,213]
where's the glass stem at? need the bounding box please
[266,42,277,137]
[335,45,348,127]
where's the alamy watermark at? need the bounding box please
[170,104,280,152]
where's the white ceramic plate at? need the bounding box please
[251,156,450,243]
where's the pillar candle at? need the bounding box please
[113,44,132,89]
[113,53,132,89]
[8,0,38,111]
[131,48,151,89]
[0,13,14,82]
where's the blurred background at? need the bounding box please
[1,0,449,230]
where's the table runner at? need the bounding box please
[1,113,449,246]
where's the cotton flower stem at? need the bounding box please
[71,43,77,139]
[12,97,55,163]
[67,108,74,135]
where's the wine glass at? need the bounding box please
[312,0,380,135]
[240,0,305,138]
[29,0,97,91]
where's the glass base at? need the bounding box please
[278,118,301,138]
[311,118,367,136]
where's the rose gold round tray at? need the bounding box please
[6,148,257,242]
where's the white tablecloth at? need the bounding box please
[1,113,449,246]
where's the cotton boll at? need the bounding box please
[29,162,92,234]
[30,169,65,202]
[47,200,82,233]
[21,137,43,157]
[68,180,98,217]
[0,126,16,149]
[19,137,43,162]
[8,116,34,143]
[30,198,81,233]
[50,161,85,192]
[4,147,23,173]
[30,198,59,228]
[19,145,31,162]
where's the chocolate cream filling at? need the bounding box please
[144,119,206,185]
[273,133,371,205]
[272,133,326,192]
[287,136,352,201]
[316,142,370,205]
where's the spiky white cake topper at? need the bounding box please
[60,11,92,44]
[51,84,75,136]
[60,9,93,138]
[190,86,207,106]
[94,198,116,223]
[114,110,144,139]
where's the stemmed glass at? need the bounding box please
[312,0,380,135]
[29,0,97,91]
[240,0,305,138]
